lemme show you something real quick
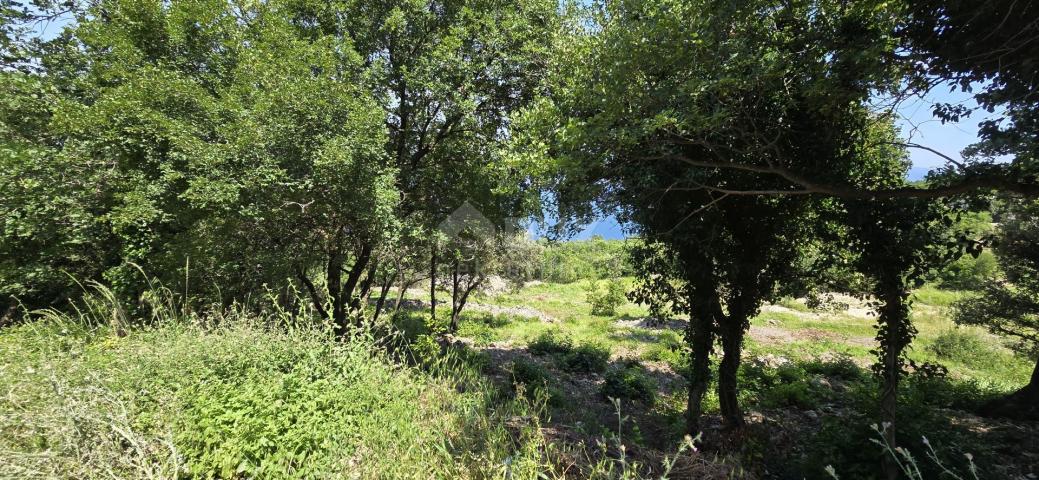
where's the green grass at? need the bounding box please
[6,279,1034,479]
[0,318,558,479]
[912,285,966,308]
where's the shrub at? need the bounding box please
[804,292,850,313]
[409,334,442,366]
[508,358,562,405]
[456,319,496,346]
[903,374,995,411]
[528,330,573,356]
[444,344,492,373]
[927,329,988,360]
[600,361,656,405]
[760,382,819,409]
[936,250,998,290]
[802,354,866,381]
[586,279,627,316]
[560,344,610,373]
[391,311,434,344]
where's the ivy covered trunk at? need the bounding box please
[429,244,438,322]
[874,283,914,480]
[718,312,747,428]
[685,288,716,435]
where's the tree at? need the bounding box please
[0,0,397,329]
[1,0,558,330]
[537,0,1039,201]
[533,0,905,431]
[844,197,958,464]
[954,198,1039,420]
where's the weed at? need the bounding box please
[601,360,656,405]
[927,329,988,361]
[528,329,573,356]
[586,279,627,316]
[560,343,611,373]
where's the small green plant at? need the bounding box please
[409,334,441,366]
[760,382,819,409]
[600,360,656,405]
[803,354,866,381]
[527,330,609,373]
[927,329,988,360]
[586,279,627,316]
[560,343,610,373]
[528,330,573,356]
[456,319,497,346]
[508,358,562,405]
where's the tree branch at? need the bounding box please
[648,154,1039,199]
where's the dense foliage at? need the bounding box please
[3,0,1039,477]
[955,198,1039,419]
[0,0,559,330]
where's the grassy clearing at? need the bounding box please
[0,317,561,479]
[0,285,736,479]
[3,280,1035,479]
[452,280,1031,389]
[425,279,1036,478]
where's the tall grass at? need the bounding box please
[0,280,718,479]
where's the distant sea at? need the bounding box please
[907,166,933,182]
[539,166,940,240]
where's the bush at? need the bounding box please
[456,319,497,346]
[560,344,610,373]
[409,334,442,366]
[760,382,819,409]
[528,330,609,373]
[508,358,562,405]
[528,330,573,356]
[600,360,656,405]
[936,250,998,290]
[802,354,866,381]
[927,329,989,360]
[586,279,627,316]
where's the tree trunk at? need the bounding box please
[685,290,716,435]
[296,269,328,320]
[327,248,345,332]
[450,259,460,332]
[876,286,912,480]
[371,276,394,325]
[355,259,378,311]
[341,246,372,306]
[718,308,747,429]
[430,243,438,321]
[394,276,422,316]
[451,274,483,333]
[334,244,371,335]
[979,356,1039,420]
